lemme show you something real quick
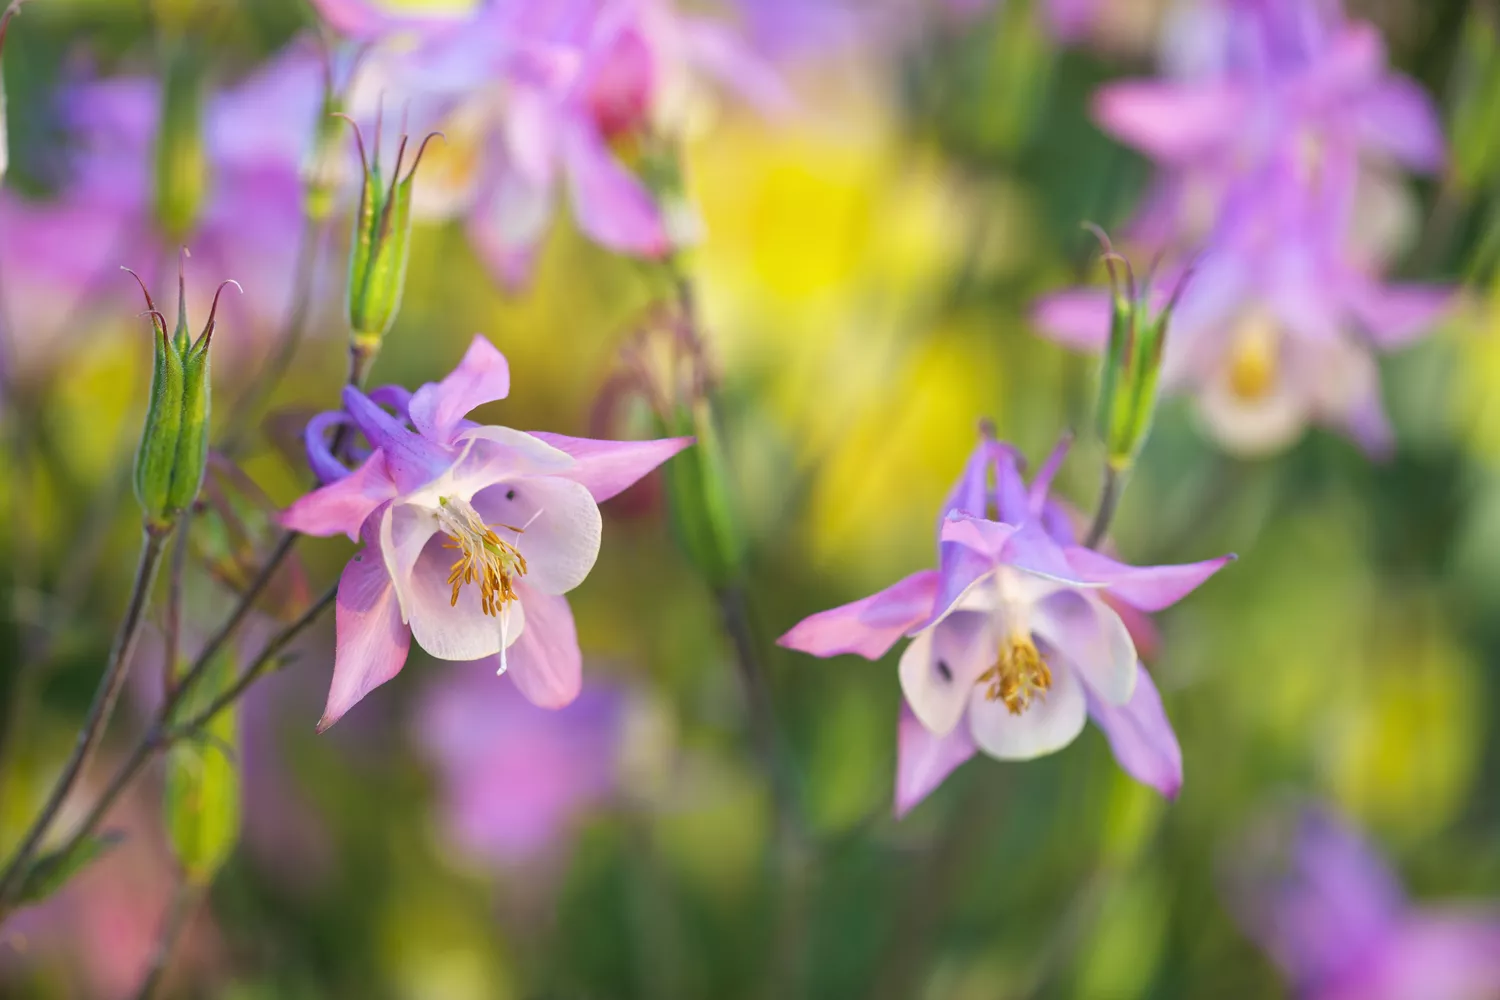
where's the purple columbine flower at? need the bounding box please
[778,433,1231,817]
[0,42,327,372]
[415,667,635,869]
[279,335,692,730]
[309,0,790,288]
[1226,806,1500,1000]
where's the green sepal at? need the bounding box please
[662,398,746,589]
[164,647,241,886]
[348,165,414,340]
[135,315,187,531]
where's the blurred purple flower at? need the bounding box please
[415,665,633,868]
[1227,806,1500,1000]
[1034,161,1452,457]
[279,335,691,730]
[310,0,789,287]
[779,433,1230,816]
[0,42,326,374]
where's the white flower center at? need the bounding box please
[977,570,1053,716]
[435,495,527,617]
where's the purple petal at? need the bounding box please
[1063,547,1233,612]
[305,410,356,485]
[500,583,583,709]
[342,386,454,493]
[1032,589,1137,706]
[677,16,796,116]
[559,117,669,257]
[1028,436,1072,517]
[1353,911,1500,1000]
[1091,81,1243,163]
[940,513,1016,562]
[1352,77,1447,173]
[1084,663,1182,797]
[993,447,1030,525]
[1030,289,1112,352]
[279,452,398,541]
[777,570,940,660]
[468,153,555,291]
[527,432,694,503]
[894,705,976,819]
[1347,280,1454,351]
[999,520,1087,582]
[408,336,512,445]
[319,533,411,732]
[942,436,999,524]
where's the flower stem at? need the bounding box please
[132,878,201,1000]
[1084,462,1126,549]
[28,572,334,907]
[161,516,191,701]
[0,527,170,906]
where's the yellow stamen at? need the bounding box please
[977,632,1053,716]
[1227,314,1280,402]
[435,496,527,617]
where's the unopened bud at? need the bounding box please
[153,45,209,240]
[128,253,241,531]
[1089,227,1189,471]
[341,112,441,364]
[164,647,241,885]
[0,1,27,184]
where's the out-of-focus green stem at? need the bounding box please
[1085,462,1127,550]
[132,879,201,1000]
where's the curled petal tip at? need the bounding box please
[977,416,998,439]
[315,714,338,735]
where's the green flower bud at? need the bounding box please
[129,255,240,532]
[1089,228,1190,472]
[153,45,209,241]
[164,647,241,886]
[341,115,442,352]
[0,1,26,184]
[1452,6,1500,193]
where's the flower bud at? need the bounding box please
[1453,5,1500,193]
[0,1,27,184]
[341,114,441,367]
[129,255,240,532]
[164,648,241,886]
[1090,230,1189,471]
[153,45,210,240]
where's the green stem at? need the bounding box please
[0,527,170,906]
[132,878,201,1000]
[1085,463,1126,550]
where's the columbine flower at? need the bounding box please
[310,0,789,287]
[778,433,1230,816]
[1226,806,1500,1000]
[1034,167,1452,457]
[1094,0,1445,249]
[279,335,692,731]
[415,667,635,869]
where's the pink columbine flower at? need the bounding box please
[279,335,692,730]
[1226,805,1500,1000]
[778,434,1231,817]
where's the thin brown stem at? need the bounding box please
[132,879,201,1000]
[0,527,170,906]
[1084,463,1125,550]
[162,516,191,701]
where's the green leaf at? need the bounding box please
[14,831,126,906]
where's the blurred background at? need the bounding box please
[0,0,1498,997]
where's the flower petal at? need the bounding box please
[895,705,976,819]
[526,432,694,503]
[559,116,669,257]
[279,451,398,541]
[1031,288,1113,353]
[498,582,582,709]
[1028,436,1072,517]
[1347,280,1454,351]
[777,569,940,660]
[993,447,1030,525]
[318,541,411,733]
[408,335,512,445]
[1084,663,1181,797]
[342,386,453,493]
[1091,80,1243,163]
[1032,589,1137,706]
[1366,911,1500,1000]
[1062,547,1233,612]
[1352,77,1446,173]
[967,656,1087,760]
[472,475,602,595]
[899,610,994,736]
[940,436,999,524]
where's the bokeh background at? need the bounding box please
[1,0,1497,997]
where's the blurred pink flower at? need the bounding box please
[280,335,691,730]
[1227,806,1500,1000]
[779,434,1230,817]
[309,0,789,287]
[415,666,634,868]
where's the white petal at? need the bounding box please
[1031,589,1137,706]
[401,533,516,662]
[380,502,440,626]
[967,661,1087,760]
[898,610,994,736]
[473,475,602,595]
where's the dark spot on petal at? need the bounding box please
[506,489,516,500]
[936,659,952,682]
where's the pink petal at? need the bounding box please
[1063,547,1233,612]
[1352,77,1447,173]
[342,386,453,493]
[1091,81,1243,163]
[1084,663,1181,797]
[900,611,995,735]
[1358,911,1500,1000]
[408,335,512,445]
[499,583,583,709]
[527,432,694,503]
[1032,590,1137,706]
[279,451,398,541]
[894,705,976,819]
[559,117,669,257]
[468,157,555,291]
[677,16,795,116]
[940,512,1016,561]
[778,569,940,660]
[1347,280,1455,351]
[381,504,512,662]
[967,657,1087,760]
[999,520,1087,582]
[318,539,412,732]
[1030,289,1112,352]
